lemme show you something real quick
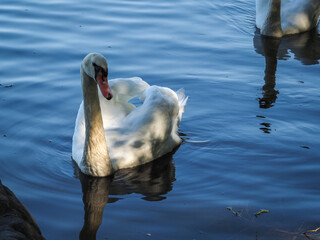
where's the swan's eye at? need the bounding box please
[92,63,108,84]
[93,63,102,81]
[92,62,100,73]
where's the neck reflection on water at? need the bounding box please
[73,153,175,240]
[253,27,320,109]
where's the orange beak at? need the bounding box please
[96,72,113,100]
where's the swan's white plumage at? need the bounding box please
[72,77,187,172]
[256,0,320,37]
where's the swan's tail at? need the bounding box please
[176,88,188,126]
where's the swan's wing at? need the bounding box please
[98,77,150,128]
[281,0,320,34]
[109,77,150,103]
[107,86,188,170]
[176,88,188,126]
[124,86,188,142]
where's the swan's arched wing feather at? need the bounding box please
[176,88,188,126]
[98,77,150,129]
[106,86,187,170]
[109,77,150,103]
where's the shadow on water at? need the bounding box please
[73,153,175,240]
[253,27,320,109]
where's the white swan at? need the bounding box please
[72,53,188,177]
[256,0,320,37]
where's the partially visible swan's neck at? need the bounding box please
[259,0,283,37]
[81,67,112,177]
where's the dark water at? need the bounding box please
[1,0,320,239]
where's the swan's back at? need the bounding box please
[107,85,187,171]
[256,0,320,36]
[281,0,320,35]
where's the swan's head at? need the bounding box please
[82,53,113,100]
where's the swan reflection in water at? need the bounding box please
[253,27,320,109]
[74,153,175,240]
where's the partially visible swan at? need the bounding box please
[72,53,188,177]
[256,0,320,37]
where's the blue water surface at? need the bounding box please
[0,0,320,239]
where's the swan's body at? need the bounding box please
[256,0,320,37]
[72,53,188,177]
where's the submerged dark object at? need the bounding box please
[0,179,45,240]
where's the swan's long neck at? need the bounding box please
[81,67,113,176]
[258,0,283,37]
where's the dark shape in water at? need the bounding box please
[0,179,45,240]
[74,153,175,240]
[300,145,311,149]
[253,27,320,109]
[260,122,272,134]
[259,36,280,109]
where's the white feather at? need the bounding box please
[72,77,187,172]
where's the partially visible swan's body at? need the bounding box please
[256,0,320,37]
[72,53,188,177]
